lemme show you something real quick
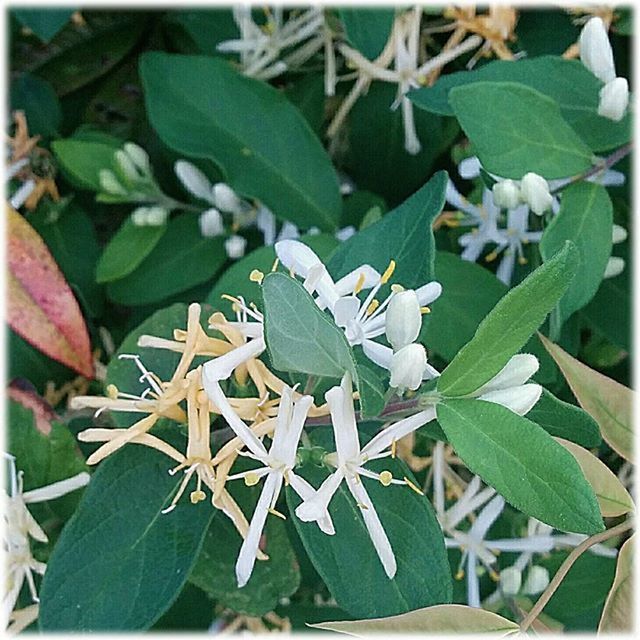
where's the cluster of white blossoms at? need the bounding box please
[2,454,90,633]
[445,156,627,284]
[579,17,629,122]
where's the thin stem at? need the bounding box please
[519,518,633,632]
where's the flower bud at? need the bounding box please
[612,224,628,244]
[492,179,521,209]
[225,234,247,259]
[99,169,127,196]
[131,206,168,226]
[115,149,141,183]
[390,343,427,392]
[213,182,243,213]
[199,208,224,237]
[579,17,616,84]
[520,172,553,216]
[175,160,214,202]
[522,565,550,595]
[385,290,422,351]
[598,77,629,122]
[124,142,151,175]
[604,256,625,279]
[499,566,522,596]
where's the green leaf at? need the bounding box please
[436,399,604,534]
[409,56,631,153]
[328,171,448,287]
[437,241,578,397]
[540,182,613,326]
[339,9,395,60]
[52,137,120,191]
[448,81,594,179]
[598,536,633,632]
[355,358,387,419]
[539,334,633,462]
[97,218,167,284]
[106,214,227,306]
[10,73,61,137]
[140,52,341,230]
[39,429,214,631]
[13,9,75,42]
[428,251,507,362]
[287,429,452,618]
[527,389,601,448]
[262,272,357,380]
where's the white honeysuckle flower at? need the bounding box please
[604,256,625,279]
[294,372,437,578]
[390,343,427,392]
[2,454,90,628]
[225,234,248,259]
[492,179,521,210]
[385,289,422,351]
[579,16,616,84]
[174,160,217,205]
[598,77,629,121]
[522,565,550,595]
[123,142,151,176]
[199,208,224,237]
[202,381,331,587]
[212,182,244,214]
[99,169,127,196]
[499,566,522,596]
[519,172,553,216]
[612,224,628,244]
[9,178,36,209]
[131,205,169,227]
[115,149,141,183]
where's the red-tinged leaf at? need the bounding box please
[7,206,94,378]
[7,379,58,435]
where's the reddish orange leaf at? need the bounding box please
[7,206,94,378]
[8,379,58,435]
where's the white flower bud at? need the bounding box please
[390,343,427,392]
[520,172,553,216]
[522,565,550,595]
[385,290,422,351]
[612,224,628,244]
[579,17,616,84]
[598,78,629,122]
[224,234,247,259]
[604,256,625,279]
[115,149,141,183]
[499,566,522,596]
[124,142,151,175]
[213,182,243,213]
[99,169,127,196]
[199,208,224,237]
[131,206,168,226]
[175,160,214,202]
[492,179,521,209]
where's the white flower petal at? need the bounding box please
[202,336,265,382]
[22,472,91,504]
[288,472,335,535]
[579,17,616,84]
[476,354,539,394]
[362,339,393,371]
[295,468,344,522]
[325,373,360,462]
[174,160,215,203]
[333,296,361,327]
[479,383,542,416]
[334,265,381,297]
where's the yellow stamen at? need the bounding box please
[444,218,461,228]
[489,569,500,582]
[391,439,397,459]
[379,471,393,487]
[196,390,209,404]
[420,306,431,314]
[366,299,380,316]
[381,259,396,284]
[268,507,287,520]
[271,258,279,272]
[404,476,424,495]
[354,272,366,294]
[244,472,260,487]
[249,269,264,284]
[356,502,369,510]
[455,569,465,580]
[190,490,206,504]
[485,250,498,263]
[173,329,187,341]
[391,283,404,294]
[518,256,528,265]
[106,384,118,400]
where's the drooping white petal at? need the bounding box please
[202,336,266,382]
[325,373,360,463]
[496,250,516,285]
[288,472,335,535]
[345,475,397,579]
[466,551,481,608]
[475,354,539,394]
[471,495,505,540]
[295,468,345,522]
[362,339,393,371]
[22,472,91,504]
[487,535,555,554]
[333,296,361,327]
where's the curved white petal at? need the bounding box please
[325,373,360,462]
[476,354,539,394]
[288,472,335,535]
[479,383,542,416]
[334,266,381,296]
[202,336,266,382]
[362,339,393,371]
[415,281,442,306]
[295,468,344,522]
[333,296,361,327]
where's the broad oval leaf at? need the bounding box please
[140,52,341,230]
[312,604,519,635]
[12,9,74,43]
[287,429,452,618]
[448,82,594,179]
[7,206,94,378]
[555,437,633,518]
[598,535,633,632]
[436,398,604,535]
[437,241,578,397]
[339,9,395,60]
[38,433,214,631]
[52,137,120,191]
[539,334,633,462]
[540,182,613,326]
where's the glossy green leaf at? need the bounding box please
[527,389,601,448]
[448,82,594,179]
[10,73,61,137]
[106,215,226,306]
[96,218,167,284]
[140,52,341,230]
[339,9,395,60]
[409,56,631,152]
[437,398,604,534]
[52,137,120,191]
[437,241,578,396]
[540,182,613,325]
[287,430,452,618]
[13,9,75,42]
[262,272,357,380]
[38,430,214,631]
